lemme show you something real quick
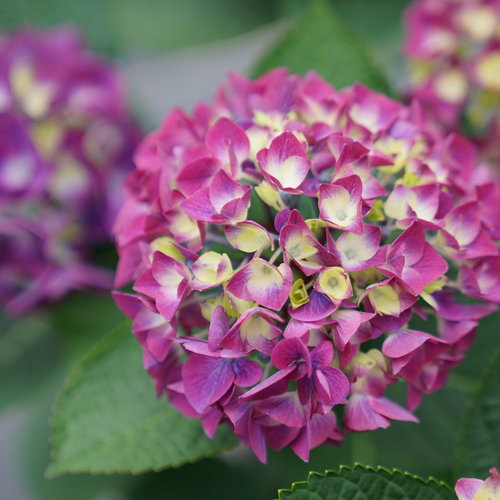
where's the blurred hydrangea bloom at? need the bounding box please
[114,68,500,463]
[0,27,141,314]
[403,0,500,165]
[456,467,500,499]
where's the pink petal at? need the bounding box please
[255,393,307,428]
[272,337,311,376]
[257,132,310,190]
[205,117,249,174]
[182,354,235,413]
[233,358,262,387]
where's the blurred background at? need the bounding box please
[3,0,497,499]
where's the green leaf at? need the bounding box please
[277,464,455,500]
[252,0,391,94]
[19,373,139,500]
[0,0,277,55]
[47,322,237,477]
[454,347,500,479]
[0,312,58,411]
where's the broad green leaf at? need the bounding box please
[0,312,57,411]
[252,0,391,94]
[47,322,237,476]
[0,0,276,55]
[50,292,125,364]
[278,464,455,500]
[454,347,500,478]
[0,292,123,413]
[19,373,139,500]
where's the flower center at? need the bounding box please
[336,209,347,221]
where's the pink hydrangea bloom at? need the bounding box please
[403,0,500,166]
[0,27,141,314]
[456,467,500,500]
[113,68,500,463]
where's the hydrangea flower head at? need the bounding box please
[456,467,500,500]
[0,27,140,314]
[114,68,500,463]
[403,0,500,164]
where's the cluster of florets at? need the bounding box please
[0,27,140,314]
[114,68,500,463]
[403,0,500,164]
[456,467,500,499]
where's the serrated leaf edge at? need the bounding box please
[45,321,237,478]
[276,463,453,499]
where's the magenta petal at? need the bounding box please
[382,329,433,358]
[239,365,295,401]
[248,418,267,464]
[201,407,223,438]
[112,291,143,319]
[368,396,419,423]
[310,341,334,368]
[272,337,311,375]
[455,479,483,500]
[177,157,220,196]
[257,132,310,190]
[208,305,230,351]
[264,424,301,451]
[226,258,292,311]
[290,427,310,462]
[314,366,350,405]
[345,394,390,431]
[205,117,249,172]
[233,358,262,387]
[289,291,338,321]
[255,393,307,428]
[181,187,216,222]
[331,310,374,348]
[182,354,235,413]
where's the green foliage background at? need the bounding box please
[1,0,498,499]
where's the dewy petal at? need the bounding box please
[226,258,292,310]
[257,132,310,190]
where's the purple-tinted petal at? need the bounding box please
[182,354,235,413]
[233,358,263,387]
